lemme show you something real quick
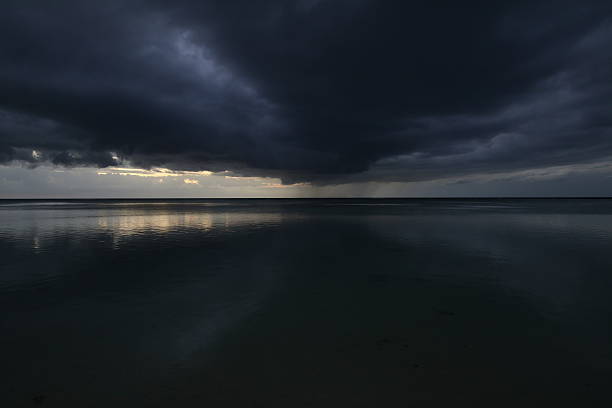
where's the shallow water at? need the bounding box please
[1,199,612,406]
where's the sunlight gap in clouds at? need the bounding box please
[96,167,213,178]
[94,166,310,190]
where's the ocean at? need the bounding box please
[1,199,612,406]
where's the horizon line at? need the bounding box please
[2,196,612,200]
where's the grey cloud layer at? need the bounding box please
[1,0,611,184]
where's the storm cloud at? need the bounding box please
[1,0,611,184]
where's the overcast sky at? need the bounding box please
[1,0,611,197]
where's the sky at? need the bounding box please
[1,0,612,197]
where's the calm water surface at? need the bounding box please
[1,199,612,406]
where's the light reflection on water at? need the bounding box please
[1,199,612,407]
[0,206,284,252]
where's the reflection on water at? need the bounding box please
[0,205,284,252]
[1,199,612,407]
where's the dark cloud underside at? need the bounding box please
[1,0,611,183]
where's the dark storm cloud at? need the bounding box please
[0,0,611,183]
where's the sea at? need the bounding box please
[1,198,611,406]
